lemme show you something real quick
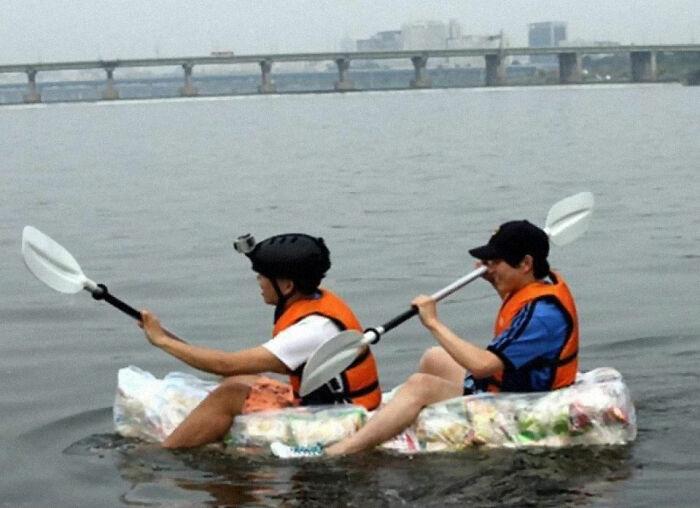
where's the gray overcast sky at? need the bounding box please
[2,1,698,63]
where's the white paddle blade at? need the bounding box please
[299,330,365,397]
[544,191,595,246]
[22,226,88,294]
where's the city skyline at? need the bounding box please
[1,1,698,64]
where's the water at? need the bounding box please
[1,84,699,507]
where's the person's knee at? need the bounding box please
[207,379,251,411]
[220,376,250,389]
[418,347,446,374]
[417,347,465,383]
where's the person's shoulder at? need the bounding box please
[285,314,340,335]
[294,314,335,326]
[531,297,566,317]
[530,298,569,335]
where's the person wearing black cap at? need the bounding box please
[138,233,381,449]
[273,220,580,458]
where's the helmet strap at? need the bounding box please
[269,278,283,323]
[271,278,294,323]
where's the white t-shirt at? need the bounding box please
[262,315,342,371]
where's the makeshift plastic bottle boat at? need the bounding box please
[114,366,636,454]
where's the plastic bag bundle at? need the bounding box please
[114,365,217,442]
[384,367,636,453]
[227,405,368,450]
[114,366,635,453]
[113,366,366,448]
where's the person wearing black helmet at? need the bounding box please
[272,221,580,458]
[139,233,381,449]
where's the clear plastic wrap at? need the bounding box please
[227,405,368,450]
[113,365,217,442]
[113,366,366,447]
[382,367,636,453]
[114,366,636,453]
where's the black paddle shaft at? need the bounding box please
[88,283,186,343]
[364,306,419,344]
[90,284,141,320]
[381,306,419,333]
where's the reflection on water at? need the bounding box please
[65,434,634,507]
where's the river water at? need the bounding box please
[1,84,699,507]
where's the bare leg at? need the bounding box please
[162,377,252,449]
[417,346,467,384]
[325,372,463,456]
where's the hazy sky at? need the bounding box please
[2,1,698,63]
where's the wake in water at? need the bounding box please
[65,432,635,507]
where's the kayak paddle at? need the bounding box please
[21,226,184,341]
[299,191,595,397]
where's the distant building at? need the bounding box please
[448,19,463,41]
[528,21,567,47]
[400,21,450,66]
[446,20,507,68]
[356,31,403,52]
[353,20,509,69]
[401,21,448,50]
[528,21,567,65]
[354,30,404,68]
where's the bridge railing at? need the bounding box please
[2,44,699,103]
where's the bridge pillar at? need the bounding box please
[334,58,355,91]
[23,69,41,103]
[102,67,119,100]
[410,55,432,88]
[484,54,506,86]
[179,63,198,97]
[258,60,276,93]
[631,51,657,82]
[558,52,582,84]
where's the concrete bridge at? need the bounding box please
[2,44,698,103]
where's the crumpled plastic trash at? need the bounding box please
[114,366,636,453]
[228,405,368,451]
[381,367,636,453]
[113,365,217,443]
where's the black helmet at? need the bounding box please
[236,233,331,293]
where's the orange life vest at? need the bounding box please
[273,289,382,410]
[483,272,579,392]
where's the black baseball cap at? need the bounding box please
[469,220,550,276]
